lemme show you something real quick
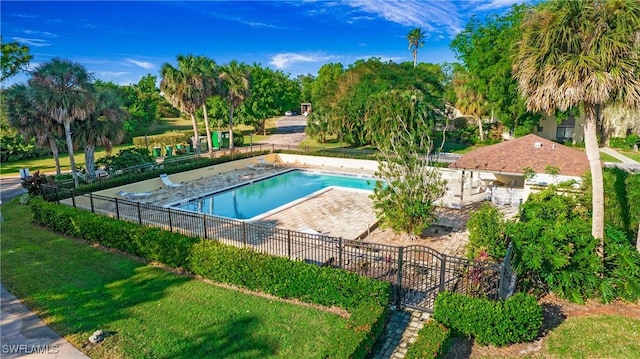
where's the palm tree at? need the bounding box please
[512,0,640,247]
[5,84,64,175]
[407,28,426,68]
[160,55,209,154]
[195,56,219,155]
[73,85,128,179]
[219,61,251,151]
[453,70,486,141]
[29,58,95,188]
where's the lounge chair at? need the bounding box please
[257,157,279,168]
[246,162,265,170]
[298,227,329,237]
[160,173,184,188]
[117,191,151,200]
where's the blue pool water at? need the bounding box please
[176,170,379,220]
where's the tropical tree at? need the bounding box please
[4,84,64,174]
[452,67,487,141]
[73,84,128,179]
[160,55,215,154]
[407,28,426,68]
[1,38,33,82]
[367,89,447,239]
[512,0,640,247]
[29,58,95,188]
[219,60,251,151]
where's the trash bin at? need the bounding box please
[153,147,162,158]
[221,132,230,148]
[212,132,220,150]
[165,145,173,157]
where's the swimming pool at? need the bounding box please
[175,169,380,220]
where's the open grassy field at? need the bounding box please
[0,199,352,359]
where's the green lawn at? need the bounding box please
[619,150,640,162]
[0,143,135,178]
[0,199,351,359]
[599,150,623,163]
[545,315,640,358]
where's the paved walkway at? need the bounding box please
[0,284,89,359]
[600,147,640,172]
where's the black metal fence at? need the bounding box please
[41,185,516,313]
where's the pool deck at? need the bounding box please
[99,162,518,257]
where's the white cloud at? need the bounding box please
[95,71,130,78]
[474,0,524,11]
[125,59,155,70]
[11,37,50,47]
[341,0,464,36]
[269,53,335,69]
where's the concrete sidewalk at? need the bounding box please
[0,284,89,359]
[600,147,640,172]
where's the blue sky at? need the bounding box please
[2,0,526,86]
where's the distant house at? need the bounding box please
[535,106,640,144]
[449,134,592,203]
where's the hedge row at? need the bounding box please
[405,320,451,359]
[132,131,192,147]
[30,198,390,358]
[432,292,543,347]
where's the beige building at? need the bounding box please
[535,106,640,144]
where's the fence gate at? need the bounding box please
[396,245,446,312]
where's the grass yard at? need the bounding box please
[599,150,623,163]
[0,143,135,178]
[0,199,352,359]
[619,150,640,162]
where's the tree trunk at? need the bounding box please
[584,103,605,255]
[228,106,235,151]
[189,112,200,154]
[477,117,485,142]
[440,121,448,152]
[63,121,79,189]
[84,145,96,179]
[47,134,62,176]
[202,104,213,155]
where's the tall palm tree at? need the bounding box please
[29,58,95,188]
[407,28,426,68]
[73,85,128,179]
[195,56,219,155]
[5,84,64,175]
[512,0,640,247]
[453,70,486,141]
[219,61,251,151]
[160,55,207,154]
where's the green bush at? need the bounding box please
[432,292,543,347]
[626,174,640,240]
[600,226,640,303]
[508,188,603,303]
[30,198,197,268]
[609,135,640,150]
[405,320,451,359]
[466,203,508,261]
[132,131,192,148]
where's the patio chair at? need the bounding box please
[117,191,151,200]
[159,173,184,188]
[257,157,279,168]
[297,226,330,237]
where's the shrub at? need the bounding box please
[21,171,56,196]
[600,226,640,303]
[405,320,450,359]
[466,203,508,260]
[507,188,603,303]
[432,292,543,347]
[30,198,197,268]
